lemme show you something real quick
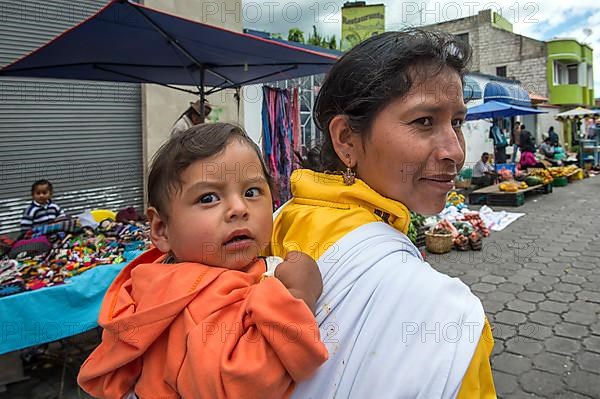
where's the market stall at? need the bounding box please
[0,215,150,354]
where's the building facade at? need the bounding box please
[421,9,549,99]
[547,39,595,106]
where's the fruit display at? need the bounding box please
[527,169,553,184]
[498,168,514,181]
[462,212,490,237]
[499,182,519,192]
[432,213,489,251]
[548,165,579,178]
[407,212,426,245]
[525,176,543,186]
[519,181,528,189]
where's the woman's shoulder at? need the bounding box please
[335,222,482,315]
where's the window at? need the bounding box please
[588,65,594,88]
[567,64,578,84]
[553,61,567,85]
[455,33,469,44]
[496,66,507,77]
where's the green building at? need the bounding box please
[547,39,595,107]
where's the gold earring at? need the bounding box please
[342,154,356,185]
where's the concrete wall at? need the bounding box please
[534,106,562,144]
[141,0,243,204]
[423,10,548,98]
[422,12,482,70]
[477,24,548,97]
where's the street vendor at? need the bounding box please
[472,152,496,187]
[270,29,495,398]
[170,99,212,136]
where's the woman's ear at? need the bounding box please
[147,207,171,254]
[328,115,360,167]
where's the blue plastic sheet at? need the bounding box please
[0,251,141,354]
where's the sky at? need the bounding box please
[241,0,600,96]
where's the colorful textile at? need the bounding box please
[261,86,301,208]
[31,218,80,237]
[0,221,151,297]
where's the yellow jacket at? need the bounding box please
[271,169,496,398]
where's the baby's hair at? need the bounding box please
[148,123,273,219]
[31,179,53,194]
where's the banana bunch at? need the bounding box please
[548,165,578,178]
[528,169,553,184]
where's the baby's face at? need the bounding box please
[33,184,51,205]
[160,141,273,270]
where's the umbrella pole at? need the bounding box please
[200,66,206,120]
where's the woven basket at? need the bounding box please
[425,231,454,254]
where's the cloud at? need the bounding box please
[242,0,600,98]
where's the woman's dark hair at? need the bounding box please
[314,29,472,171]
[148,123,273,219]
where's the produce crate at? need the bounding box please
[567,168,584,182]
[469,182,551,207]
[553,176,568,187]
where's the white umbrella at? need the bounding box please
[555,107,598,119]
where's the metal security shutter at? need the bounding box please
[0,0,143,234]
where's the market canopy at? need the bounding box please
[483,81,531,107]
[463,75,483,101]
[555,107,599,120]
[0,0,339,98]
[466,100,547,121]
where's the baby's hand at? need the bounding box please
[274,251,323,313]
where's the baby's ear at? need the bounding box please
[147,207,171,254]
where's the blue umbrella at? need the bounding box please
[0,0,339,111]
[466,100,547,121]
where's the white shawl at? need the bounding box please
[292,222,485,399]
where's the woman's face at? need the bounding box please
[352,66,466,215]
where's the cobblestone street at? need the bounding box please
[429,176,600,398]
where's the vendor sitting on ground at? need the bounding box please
[540,136,567,167]
[20,179,65,233]
[539,137,555,159]
[472,152,496,187]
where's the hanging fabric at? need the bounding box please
[261,86,301,208]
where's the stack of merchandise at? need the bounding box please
[0,259,24,297]
[0,220,151,297]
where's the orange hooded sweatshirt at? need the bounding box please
[77,248,328,399]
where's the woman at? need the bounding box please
[271,30,496,398]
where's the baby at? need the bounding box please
[78,123,328,399]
